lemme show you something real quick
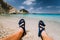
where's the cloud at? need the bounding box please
[29,7,34,10]
[32,7,43,13]
[27,7,42,13]
[56,6,60,8]
[58,10,60,13]
[23,0,36,5]
[27,7,43,13]
[23,1,32,5]
[38,7,43,10]
[46,6,53,8]
[27,7,34,13]
[19,6,25,9]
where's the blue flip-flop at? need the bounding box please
[18,19,26,38]
[38,20,46,37]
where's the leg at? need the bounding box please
[41,31,53,40]
[1,19,26,40]
[2,28,23,40]
[38,20,53,40]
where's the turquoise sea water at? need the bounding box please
[0,13,60,22]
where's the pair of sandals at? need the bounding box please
[18,19,46,39]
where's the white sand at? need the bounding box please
[0,16,60,40]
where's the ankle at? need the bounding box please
[19,27,24,33]
[41,31,47,37]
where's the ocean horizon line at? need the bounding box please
[0,13,60,15]
[30,13,60,14]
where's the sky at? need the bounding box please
[4,0,60,13]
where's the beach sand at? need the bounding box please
[0,16,60,40]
